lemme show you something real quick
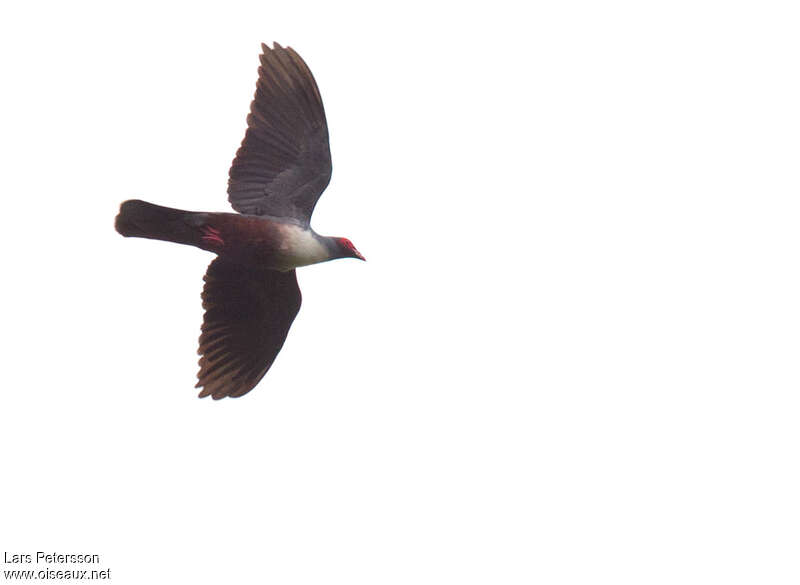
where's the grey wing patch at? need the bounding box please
[228,43,332,224]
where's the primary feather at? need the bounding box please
[227,42,332,224]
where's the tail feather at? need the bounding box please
[115,199,204,247]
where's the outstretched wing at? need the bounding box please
[228,42,332,225]
[196,258,302,399]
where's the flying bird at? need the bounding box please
[115,43,364,399]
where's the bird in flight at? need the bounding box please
[115,42,364,400]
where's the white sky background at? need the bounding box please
[2,1,799,583]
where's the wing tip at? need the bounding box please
[261,41,288,53]
[195,382,252,400]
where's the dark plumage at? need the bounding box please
[228,44,332,223]
[115,43,364,399]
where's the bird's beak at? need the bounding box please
[354,249,366,261]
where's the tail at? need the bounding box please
[115,199,206,247]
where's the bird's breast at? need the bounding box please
[272,223,329,270]
[209,215,329,271]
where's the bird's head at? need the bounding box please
[334,237,366,261]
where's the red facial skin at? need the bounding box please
[338,238,365,261]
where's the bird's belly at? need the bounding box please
[210,215,329,271]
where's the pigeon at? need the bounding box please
[115,42,364,399]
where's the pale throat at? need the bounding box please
[275,223,330,269]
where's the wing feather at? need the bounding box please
[196,258,302,399]
[228,43,331,223]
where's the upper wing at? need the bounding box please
[227,43,332,224]
[196,258,302,399]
